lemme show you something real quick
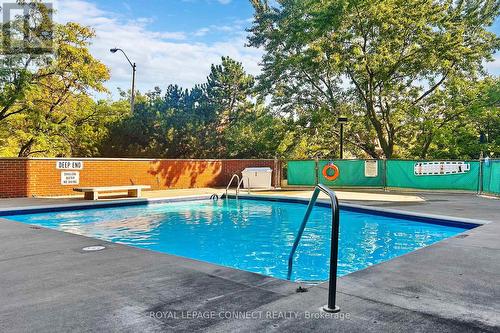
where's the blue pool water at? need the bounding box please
[4,199,469,281]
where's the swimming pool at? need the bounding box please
[3,198,474,281]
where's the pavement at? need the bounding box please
[0,189,498,332]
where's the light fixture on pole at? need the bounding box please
[110,48,136,113]
[337,117,348,159]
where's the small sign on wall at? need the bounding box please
[61,171,79,185]
[364,160,378,177]
[56,160,83,170]
[414,161,470,176]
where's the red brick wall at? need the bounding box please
[0,159,28,198]
[0,158,279,198]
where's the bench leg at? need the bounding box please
[127,189,141,198]
[84,192,98,200]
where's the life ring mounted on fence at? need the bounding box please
[322,163,340,181]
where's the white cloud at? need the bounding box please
[193,23,243,37]
[193,27,210,37]
[154,31,187,40]
[54,0,262,98]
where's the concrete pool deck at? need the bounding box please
[0,189,498,332]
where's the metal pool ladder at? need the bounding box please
[225,174,251,199]
[287,183,341,313]
[225,174,240,198]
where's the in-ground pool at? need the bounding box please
[3,198,474,281]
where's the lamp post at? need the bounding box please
[110,48,136,113]
[337,117,348,159]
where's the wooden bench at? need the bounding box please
[73,185,151,200]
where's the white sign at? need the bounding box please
[61,171,79,185]
[56,160,83,170]
[414,161,470,176]
[364,160,378,177]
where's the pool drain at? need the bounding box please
[82,245,106,252]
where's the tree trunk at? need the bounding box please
[18,138,35,157]
[365,102,393,158]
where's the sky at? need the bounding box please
[54,0,261,99]
[52,0,500,100]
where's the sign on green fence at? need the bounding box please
[386,160,480,191]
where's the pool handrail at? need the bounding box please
[287,183,341,313]
[225,174,241,199]
[237,176,251,195]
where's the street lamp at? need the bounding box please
[337,117,348,159]
[110,48,136,113]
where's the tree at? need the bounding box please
[100,57,284,159]
[203,56,256,157]
[223,104,286,158]
[0,0,54,122]
[416,77,500,159]
[101,86,208,158]
[63,99,129,157]
[249,0,500,158]
[0,1,110,156]
[206,56,255,123]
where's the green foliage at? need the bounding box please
[223,104,285,158]
[102,57,284,159]
[0,1,111,157]
[0,0,54,122]
[249,0,500,158]
[418,77,500,159]
[0,0,498,160]
[101,86,206,158]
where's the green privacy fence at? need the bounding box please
[286,160,317,186]
[286,159,500,195]
[482,159,500,195]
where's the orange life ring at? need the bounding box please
[322,164,340,181]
